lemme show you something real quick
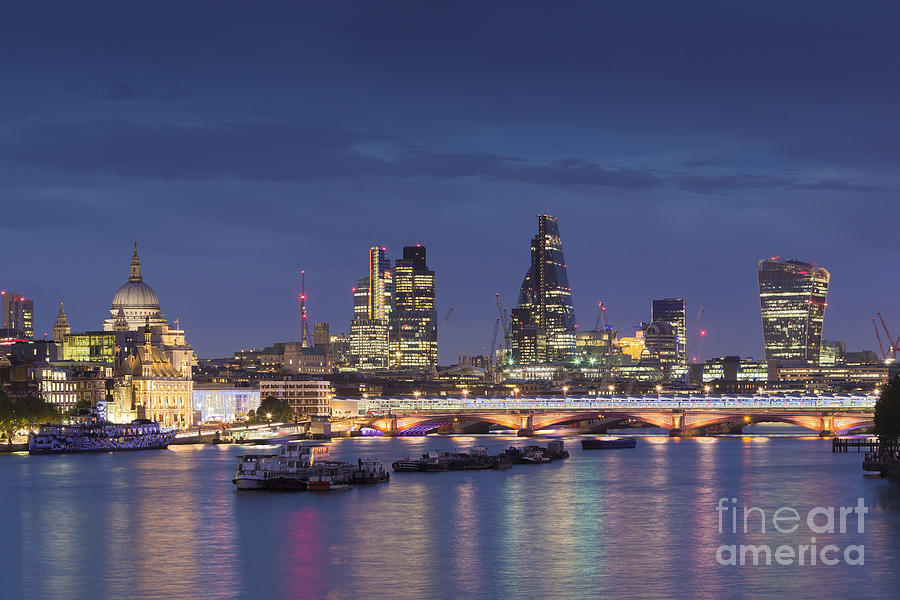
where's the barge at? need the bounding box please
[581,437,637,450]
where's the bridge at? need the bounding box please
[352,394,877,437]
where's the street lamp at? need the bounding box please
[704,385,711,396]
[513,387,520,401]
[462,389,469,400]
[562,385,569,400]
[656,385,662,398]
[608,384,615,396]
[266,412,272,426]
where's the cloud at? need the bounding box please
[670,173,890,195]
[0,119,890,195]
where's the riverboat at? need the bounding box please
[28,411,175,454]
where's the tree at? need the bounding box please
[0,393,62,446]
[0,391,24,447]
[874,375,900,445]
[18,394,61,431]
[250,396,294,424]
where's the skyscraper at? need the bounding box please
[1,291,34,339]
[350,246,393,369]
[757,257,830,364]
[391,245,438,368]
[508,214,577,364]
[651,298,687,366]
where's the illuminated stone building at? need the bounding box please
[508,214,577,364]
[390,245,437,369]
[52,302,70,343]
[110,324,194,427]
[259,378,331,417]
[350,246,393,370]
[102,243,194,378]
[757,257,830,364]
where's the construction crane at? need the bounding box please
[873,312,899,362]
[487,316,501,382]
[438,308,454,334]
[593,301,616,387]
[299,270,311,348]
[496,293,509,338]
[595,301,613,331]
[691,304,706,363]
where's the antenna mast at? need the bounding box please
[300,270,312,347]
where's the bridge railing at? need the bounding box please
[361,394,876,413]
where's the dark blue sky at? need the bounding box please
[3,1,899,361]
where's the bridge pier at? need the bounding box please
[517,413,534,437]
[819,415,834,437]
[384,416,399,437]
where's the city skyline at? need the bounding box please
[3,2,899,361]
[3,233,892,364]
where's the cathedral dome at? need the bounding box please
[112,281,160,308]
[110,243,161,311]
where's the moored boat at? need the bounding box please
[581,437,637,449]
[28,410,175,454]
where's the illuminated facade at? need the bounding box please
[390,245,437,368]
[52,302,70,343]
[259,379,331,416]
[508,214,577,364]
[651,298,687,366]
[110,326,194,427]
[350,246,393,370]
[757,258,830,364]
[63,331,118,363]
[101,243,194,378]
[642,321,678,379]
[193,384,261,421]
[1,291,33,339]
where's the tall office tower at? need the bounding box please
[757,257,830,364]
[1,291,34,339]
[507,214,577,364]
[651,298,687,366]
[350,246,393,370]
[391,245,438,369]
[642,321,678,379]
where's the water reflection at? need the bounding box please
[4,434,900,599]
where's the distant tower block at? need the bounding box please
[314,322,330,347]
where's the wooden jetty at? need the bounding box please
[833,437,880,453]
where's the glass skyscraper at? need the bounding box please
[651,298,687,367]
[508,214,577,364]
[391,245,438,369]
[757,257,830,364]
[350,246,393,370]
[1,291,34,339]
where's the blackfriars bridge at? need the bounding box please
[351,394,877,437]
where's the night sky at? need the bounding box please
[3,2,899,361]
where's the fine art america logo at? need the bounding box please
[715,497,867,566]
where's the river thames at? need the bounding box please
[4,429,900,599]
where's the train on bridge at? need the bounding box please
[351,393,876,437]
